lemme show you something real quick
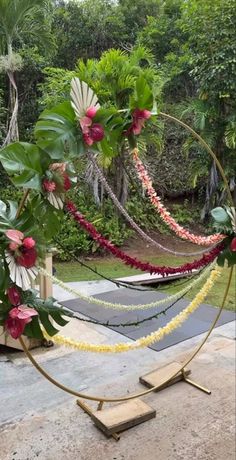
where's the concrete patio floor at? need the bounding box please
[0,315,235,460]
[0,279,235,460]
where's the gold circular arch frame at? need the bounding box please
[18,112,234,403]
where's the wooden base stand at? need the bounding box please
[76,398,156,441]
[139,361,211,395]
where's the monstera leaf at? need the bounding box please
[211,207,230,224]
[27,195,62,240]
[35,102,82,159]
[23,291,73,339]
[0,143,49,190]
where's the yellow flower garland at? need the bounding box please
[38,262,216,311]
[44,266,222,353]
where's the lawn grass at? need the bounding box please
[55,255,235,311]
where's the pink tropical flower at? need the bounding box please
[23,237,36,250]
[9,241,20,251]
[7,286,21,306]
[43,179,56,192]
[230,237,236,252]
[90,124,104,142]
[80,116,92,133]
[86,106,97,119]
[83,132,94,146]
[49,162,67,174]
[5,229,24,245]
[63,174,71,191]
[16,247,37,268]
[5,305,38,339]
[126,109,151,136]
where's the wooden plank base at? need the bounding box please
[92,399,156,436]
[139,361,191,391]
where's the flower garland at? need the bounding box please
[43,266,222,353]
[66,201,223,276]
[132,148,224,246]
[38,261,215,311]
[87,151,213,257]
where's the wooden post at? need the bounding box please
[39,253,53,300]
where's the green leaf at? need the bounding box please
[0,200,17,232]
[24,316,44,340]
[38,310,59,336]
[211,207,230,224]
[0,143,49,190]
[217,248,236,267]
[35,102,81,159]
[0,258,7,291]
[130,75,153,111]
[49,311,69,327]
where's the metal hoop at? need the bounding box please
[19,112,234,403]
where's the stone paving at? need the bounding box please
[0,279,235,460]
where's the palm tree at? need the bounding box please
[0,0,52,145]
[76,47,164,205]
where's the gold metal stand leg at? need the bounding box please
[97,401,104,411]
[181,369,211,395]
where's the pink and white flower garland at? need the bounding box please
[66,201,223,276]
[132,149,224,246]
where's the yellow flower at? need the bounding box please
[43,267,222,354]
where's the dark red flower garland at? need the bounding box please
[66,201,223,276]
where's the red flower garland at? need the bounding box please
[66,201,223,276]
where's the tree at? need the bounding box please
[52,0,126,69]
[0,0,53,145]
[180,0,236,214]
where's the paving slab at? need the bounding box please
[0,325,235,460]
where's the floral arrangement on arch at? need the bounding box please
[0,75,235,341]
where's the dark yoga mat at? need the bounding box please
[61,288,235,351]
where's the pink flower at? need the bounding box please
[43,179,56,192]
[23,237,36,250]
[86,106,97,119]
[6,229,24,245]
[7,286,21,306]
[5,305,38,339]
[230,237,236,252]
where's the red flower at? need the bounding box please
[83,123,104,145]
[5,305,38,339]
[63,174,71,191]
[230,237,236,252]
[66,200,223,276]
[90,124,104,142]
[7,286,21,306]
[43,179,56,192]
[23,237,36,250]
[16,248,37,268]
